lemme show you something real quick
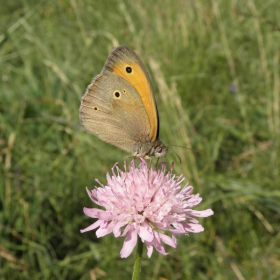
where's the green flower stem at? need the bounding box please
[132,236,143,280]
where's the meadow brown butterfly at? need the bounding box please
[79,45,168,158]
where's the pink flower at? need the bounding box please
[81,159,214,258]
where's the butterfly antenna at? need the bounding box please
[169,146,182,164]
[167,144,203,155]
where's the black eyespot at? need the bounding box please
[123,89,126,93]
[126,66,132,73]
[114,91,120,98]
[93,106,98,111]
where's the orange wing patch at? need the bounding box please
[111,62,158,142]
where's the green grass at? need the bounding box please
[1,0,280,279]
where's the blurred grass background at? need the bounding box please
[1,0,279,279]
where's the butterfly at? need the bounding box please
[79,46,168,158]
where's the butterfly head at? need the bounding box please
[134,140,168,158]
[150,140,168,157]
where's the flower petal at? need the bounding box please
[152,232,168,256]
[120,229,138,258]
[80,220,102,233]
[138,223,153,242]
[159,233,176,248]
[97,211,113,221]
[146,242,154,258]
[113,221,128,237]
[83,207,105,218]
[182,222,204,233]
[186,209,214,217]
[96,221,114,237]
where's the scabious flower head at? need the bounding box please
[81,159,214,258]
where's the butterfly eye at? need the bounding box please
[126,66,132,73]
[155,146,162,153]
